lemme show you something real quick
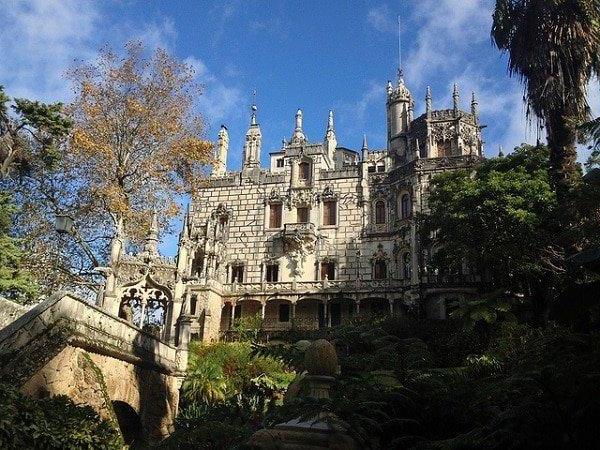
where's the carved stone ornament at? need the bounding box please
[431,122,457,141]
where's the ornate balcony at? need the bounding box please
[281,222,317,252]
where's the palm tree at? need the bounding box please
[492,0,600,206]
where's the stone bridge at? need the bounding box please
[0,293,188,446]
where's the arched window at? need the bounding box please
[299,161,310,180]
[375,201,386,224]
[403,252,412,279]
[374,260,387,280]
[401,194,411,218]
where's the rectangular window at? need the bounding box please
[368,165,376,173]
[377,164,385,172]
[234,303,242,319]
[297,207,310,223]
[190,296,197,315]
[266,264,279,282]
[320,261,335,280]
[276,158,284,167]
[323,200,337,226]
[231,265,244,283]
[278,304,290,322]
[269,203,282,228]
[299,162,310,180]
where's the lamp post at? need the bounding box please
[55,214,102,270]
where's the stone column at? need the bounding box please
[229,302,236,329]
[355,299,361,315]
[261,302,266,319]
[389,298,394,316]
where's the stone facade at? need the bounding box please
[101,77,484,343]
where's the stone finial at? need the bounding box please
[362,134,368,150]
[250,103,258,126]
[453,83,460,114]
[498,146,504,157]
[415,138,421,160]
[471,92,478,119]
[142,211,159,257]
[387,80,393,95]
[426,86,432,117]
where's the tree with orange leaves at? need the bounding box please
[10,42,212,298]
[66,40,213,238]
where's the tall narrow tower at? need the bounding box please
[213,125,229,177]
[386,76,413,162]
[242,103,262,170]
[323,110,337,161]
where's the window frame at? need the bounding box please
[265,264,279,282]
[320,261,336,280]
[269,202,283,229]
[375,200,387,225]
[299,161,311,180]
[373,260,387,280]
[322,200,337,226]
[231,264,244,283]
[297,206,310,223]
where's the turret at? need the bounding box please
[291,109,307,145]
[242,103,261,169]
[324,110,337,161]
[361,134,369,161]
[471,92,478,122]
[453,83,460,116]
[386,75,413,161]
[213,125,228,177]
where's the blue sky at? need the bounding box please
[2,0,598,255]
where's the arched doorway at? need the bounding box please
[112,400,144,447]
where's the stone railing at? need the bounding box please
[222,278,410,296]
[0,292,183,383]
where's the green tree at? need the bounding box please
[0,191,36,302]
[0,382,122,449]
[421,144,559,319]
[491,0,600,205]
[0,85,72,179]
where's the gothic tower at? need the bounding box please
[242,104,262,170]
[386,75,414,164]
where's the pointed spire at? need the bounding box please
[471,91,478,119]
[250,89,258,125]
[415,138,421,160]
[498,146,504,157]
[387,80,393,95]
[426,86,432,117]
[291,108,306,144]
[327,110,334,132]
[362,134,368,150]
[453,83,460,114]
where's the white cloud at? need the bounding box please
[184,57,244,130]
[0,0,100,101]
[367,4,395,33]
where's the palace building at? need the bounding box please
[101,75,485,343]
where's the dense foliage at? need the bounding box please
[0,382,121,449]
[0,191,36,301]
[422,144,600,322]
[160,341,295,449]
[492,0,600,203]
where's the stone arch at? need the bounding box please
[117,275,172,333]
[296,296,326,329]
[112,400,144,447]
[264,297,293,330]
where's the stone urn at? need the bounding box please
[246,339,358,450]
